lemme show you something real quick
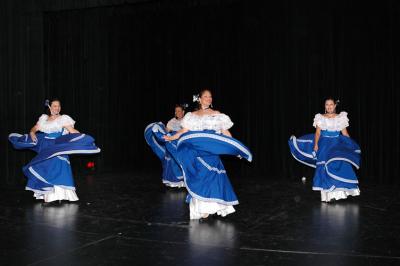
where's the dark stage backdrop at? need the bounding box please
[2,0,400,186]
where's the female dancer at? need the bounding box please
[144,104,187,187]
[164,89,252,220]
[289,98,361,202]
[166,104,186,132]
[9,99,101,203]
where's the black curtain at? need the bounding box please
[3,0,400,186]
[1,0,45,187]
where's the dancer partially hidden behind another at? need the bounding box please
[289,98,361,202]
[144,104,187,188]
[9,99,101,204]
[163,89,252,220]
[166,104,186,132]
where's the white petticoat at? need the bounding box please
[189,198,235,220]
[33,186,79,202]
[163,180,185,188]
[320,188,360,202]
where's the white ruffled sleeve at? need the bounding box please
[218,114,234,130]
[166,118,176,130]
[166,118,174,130]
[166,118,182,131]
[181,112,195,130]
[36,114,48,130]
[58,115,75,127]
[313,113,323,128]
[337,111,349,130]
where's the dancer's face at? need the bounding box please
[175,106,185,119]
[50,101,61,116]
[325,100,336,114]
[199,90,212,107]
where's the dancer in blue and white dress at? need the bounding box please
[164,89,252,220]
[166,104,185,132]
[289,98,361,202]
[144,104,186,188]
[9,99,101,203]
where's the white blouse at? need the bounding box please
[37,114,75,134]
[181,112,233,133]
[166,118,183,132]
[313,111,349,131]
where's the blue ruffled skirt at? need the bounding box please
[144,122,184,187]
[289,130,361,202]
[174,130,252,219]
[9,132,101,202]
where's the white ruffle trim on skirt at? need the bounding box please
[33,186,79,202]
[320,188,360,202]
[163,180,185,188]
[189,198,235,220]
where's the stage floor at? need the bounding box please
[0,171,399,266]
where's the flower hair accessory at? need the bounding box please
[44,99,50,108]
[192,94,200,103]
[182,103,189,108]
[336,99,340,105]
